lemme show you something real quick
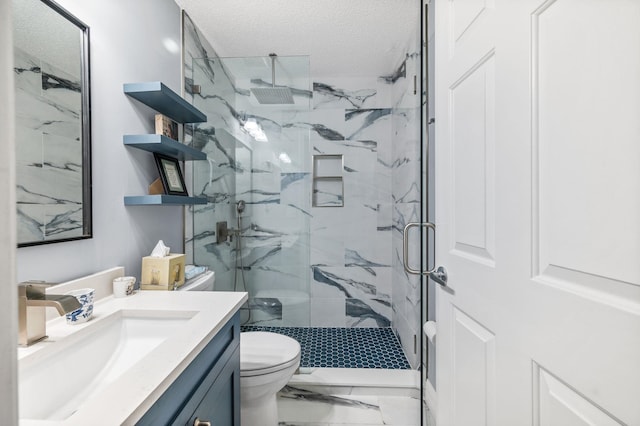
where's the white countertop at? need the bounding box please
[19,289,247,425]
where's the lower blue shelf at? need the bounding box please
[124,195,207,206]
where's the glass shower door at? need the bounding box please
[187,55,312,327]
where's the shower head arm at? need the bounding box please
[250,53,294,104]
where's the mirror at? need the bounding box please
[13,0,92,247]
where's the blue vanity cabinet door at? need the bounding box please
[136,312,240,426]
[179,345,240,426]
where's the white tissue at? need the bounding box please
[150,240,170,258]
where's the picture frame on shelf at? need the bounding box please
[153,153,188,196]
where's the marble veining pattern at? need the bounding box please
[183,14,239,287]
[344,108,392,140]
[313,82,377,109]
[15,47,84,243]
[390,41,423,368]
[313,267,377,298]
[277,385,420,425]
[183,11,423,357]
[309,123,345,141]
[281,386,381,409]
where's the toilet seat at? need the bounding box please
[240,332,301,377]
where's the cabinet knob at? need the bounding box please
[194,418,211,426]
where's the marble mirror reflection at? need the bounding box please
[13,0,92,247]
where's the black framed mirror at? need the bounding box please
[13,0,92,247]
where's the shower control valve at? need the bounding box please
[216,221,229,244]
[216,221,242,244]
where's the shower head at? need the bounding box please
[251,87,294,104]
[250,53,294,105]
[236,199,246,214]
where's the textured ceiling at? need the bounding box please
[175,0,420,78]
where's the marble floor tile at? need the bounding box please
[278,387,384,424]
[378,396,420,425]
[277,385,422,426]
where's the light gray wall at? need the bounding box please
[16,0,184,284]
[0,0,18,422]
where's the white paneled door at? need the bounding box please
[434,0,640,425]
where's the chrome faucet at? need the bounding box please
[18,281,82,347]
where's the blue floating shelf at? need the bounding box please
[123,134,206,161]
[124,195,208,206]
[123,82,207,123]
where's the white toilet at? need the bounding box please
[180,271,301,426]
[240,331,300,426]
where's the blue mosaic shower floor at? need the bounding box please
[240,326,411,369]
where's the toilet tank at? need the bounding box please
[179,270,215,292]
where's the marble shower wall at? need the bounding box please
[309,33,422,366]
[229,56,313,326]
[183,14,313,326]
[390,41,422,368]
[310,44,422,368]
[309,77,395,330]
[14,47,84,243]
[183,13,241,293]
[183,13,423,362]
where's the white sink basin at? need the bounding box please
[19,309,194,421]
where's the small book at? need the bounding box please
[155,113,178,140]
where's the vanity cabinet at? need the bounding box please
[123,81,208,206]
[137,312,241,426]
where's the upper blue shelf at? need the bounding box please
[123,82,207,124]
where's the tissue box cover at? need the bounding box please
[140,253,185,290]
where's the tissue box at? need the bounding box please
[140,253,185,291]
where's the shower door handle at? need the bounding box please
[402,222,448,287]
[403,222,436,275]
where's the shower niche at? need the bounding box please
[312,154,344,207]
